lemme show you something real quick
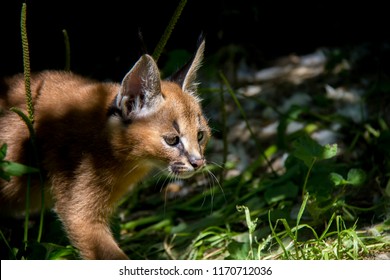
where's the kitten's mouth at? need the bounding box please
[172,170,196,179]
[168,162,202,179]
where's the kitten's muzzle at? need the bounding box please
[168,156,206,179]
[188,156,206,170]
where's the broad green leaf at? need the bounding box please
[330,169,366,187]
[292,135,322,167]
[346,169,366,186]
[226,240,251,260]
[322,143,338,160]
[277,106,304,149]
[292,135,337,167]
[1,161,38,177]
[45,244,78,260]
[329,172,346,186]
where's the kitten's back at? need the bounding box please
[0,71,119,213]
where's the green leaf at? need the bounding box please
[329,172,347,186]
[1,161,38,177]
[226,240,251,260]
[346,169,366,186]
[322,143,338,159]
[386,179,390,198]
[44,244,78,260]
[0,169,11,181]
[329,169,366,187]
[292,135,322,166]
[292,135,337,167]
[0,143,7,160]
[264,182,299,204]
[277,106,304,149]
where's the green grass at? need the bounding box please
[1,74,389,259]
[1,2,390,260]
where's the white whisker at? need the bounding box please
[209,161,224,169]
[159,170,172,193]
[200,185,208,208]
[124,164,140,177]
[153,167,169,178]
[206,169,226,202]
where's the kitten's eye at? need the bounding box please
[164,135,180,146]
[197,131,204,142]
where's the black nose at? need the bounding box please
[189,156,205,169]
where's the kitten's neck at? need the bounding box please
[109,161,153,205]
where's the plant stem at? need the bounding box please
[0,229,16,260]
[23,175,31,249]
[294,192,309,256]
[18,3,45,245]
[21,3,34,124]
[268,212,289,258]
[336,215,342,259]
[218,82,228,184]
[152,0,187,62]
[302,158,316,199]
[63,29,71,71]
[219,72,277,176]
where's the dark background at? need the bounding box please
[1,0,389,80]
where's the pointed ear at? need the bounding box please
[113,55,163,121]
[169,38,205,95]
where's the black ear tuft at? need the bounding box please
[137,28,149,56]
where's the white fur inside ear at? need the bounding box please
[116,54,164,119]
[115,93,129,118]
[115,89,164,119]
[137,92,164,117]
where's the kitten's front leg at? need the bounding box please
[53,184,128,260]
[58,210,129,260]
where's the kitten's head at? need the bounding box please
[109,38,210,179]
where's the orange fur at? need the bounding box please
[0,40,209,259]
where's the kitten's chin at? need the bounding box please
[154,161,200,179]
[173,171,196,179]
[167,165,197,179]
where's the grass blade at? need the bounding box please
[219,72,276,176]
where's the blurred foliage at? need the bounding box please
[1,3,390,260]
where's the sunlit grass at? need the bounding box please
[1,2,390,261]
